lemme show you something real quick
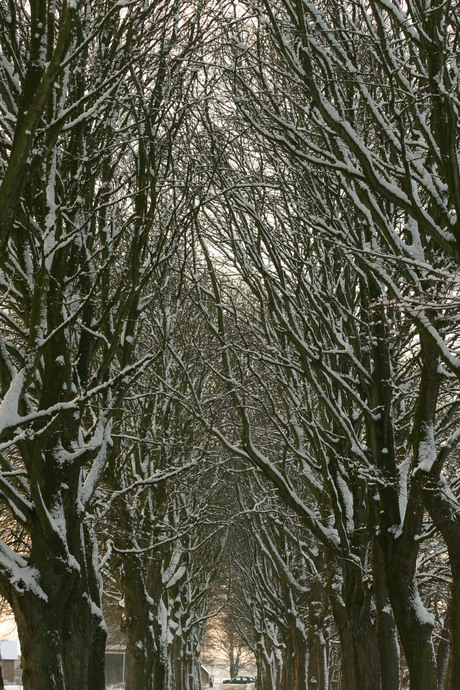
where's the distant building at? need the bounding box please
[201,663,213,687]
[0,639,20,684]
[105,644,126,685]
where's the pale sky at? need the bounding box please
[0,615,17,640]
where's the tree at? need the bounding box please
[0,1,208,688]
[218,1,460,685]
[183,0,460,686]
[99,238,229,689]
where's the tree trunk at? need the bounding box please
[307,585,328,690]
[387,581,437,690]
[308,629,329,690]
[88,624,107,690]
[373,545,400,690]
[12,517,105,690]
[175,632,203,690]
[62,589,106,690]
[119,555,155,690]
[280,630,295,690]
[415,472,460,690]
[63,526,106,690]
[436,606,451,690]
[256,649,272,690]
[341,560,380,690]
[315,632,329,690]
[329,581,356,690]
[15,595,66,690]
[123,604,154,690]
[256,643,277,690]
[384,332,442,690]
[14,581,104,690]
[449,567,460,690]
[381,521,438,690]
[152,597,171,690]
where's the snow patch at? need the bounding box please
[411,591,435,627]
[415,423,436,473]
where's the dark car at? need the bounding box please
[222,677,255,685]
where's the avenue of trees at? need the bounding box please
[0,1,458,689]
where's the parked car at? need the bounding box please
[222,676,255,685]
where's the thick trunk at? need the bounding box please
[88,624,107,690]
[415,473,460,690]
[389,585,437,690]
[173,634,203,690]
[280,639,294,690]
[382,538,438,690]
[308,629,328,690]
[373,545,400,690]
[449,569,460,690]
[172,635,183,690]
[293,627,308,690]
[342,560,380,690]
[62,592,105,690]
[118,556,155,690]
[376,445,438,689]
[307,587,328,690]
[329,581,356,690]
[262,667,276,690]
[14,586,103,690]
[377,503,438,690]
[152,601,170,690]
[256,644,277,690]
[382,330,438,690]
[15,596,66,690]
[315,632,329,690]
[124,609,154,690]
[12,523,104,690]
[62,532,106,690]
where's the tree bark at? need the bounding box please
[15,596,66,690]
[329,581,356,690]
[373,545,400,690]
[436,606,451,690]
[308,629,328,690]
[12,532,106,690]
[380,521,438,690]
[256,638,278,690]
[415,473,460,690]
[116,536,177,690]
[341,560,380,690]
[13,571,104,690]
[280,628,295,690]
[120,561,155,690]
[307,582,328,690]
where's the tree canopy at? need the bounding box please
[0,1,458,689]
